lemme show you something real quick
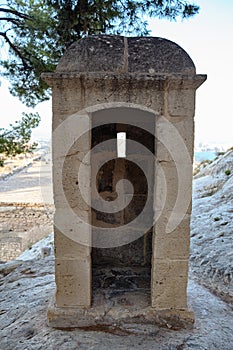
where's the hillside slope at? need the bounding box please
[191,149,233,302]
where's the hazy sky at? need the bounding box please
[0,0,233,146]
[149,0,233,147]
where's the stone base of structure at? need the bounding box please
[47,297,194,330]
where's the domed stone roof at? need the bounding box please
[56,35,195,75]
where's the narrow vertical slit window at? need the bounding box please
[117,132,126,158]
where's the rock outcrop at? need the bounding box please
[0,257,233,349]
[191,149,233,303]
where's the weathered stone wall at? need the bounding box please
[0,236,22,262]
[0,205,54,262]
[42,34,206,328]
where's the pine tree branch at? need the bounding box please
[0,8,31,20]
[0,31,30,69]
[0,17,23,25]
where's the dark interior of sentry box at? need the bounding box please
[91,116,155,305]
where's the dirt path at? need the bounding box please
[0,155,54,261]
[0,154,53,205]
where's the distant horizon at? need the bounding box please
[33,137,233,152]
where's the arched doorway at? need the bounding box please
[91,107,155,307]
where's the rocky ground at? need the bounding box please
[0,256,233,350]
[0,204,53,234]
[190,149,233,303]
[0,149,232,349]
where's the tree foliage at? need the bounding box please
[0,0,199,107]
[0,112,41,161]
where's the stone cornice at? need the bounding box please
[41,72,207,90]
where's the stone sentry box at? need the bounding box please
[42,35,206,329]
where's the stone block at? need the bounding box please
[156,116,194,162]
[124,155,154,195]
[53,151,91,211]
[153,213,191,259]
[52,113,91,156]
[124,194,153,229]
[54,228,91,259]
[153,160,193,214]
[126,125,155,155]
[92,226,145,248]
[62,186,90,211]
[92,230,152,267]
[91,152,116,197]
[55,257,91,307]
[151,259,189,310]
[92,208,122,226]
[54,209,91,247]
[167,89,195,118]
